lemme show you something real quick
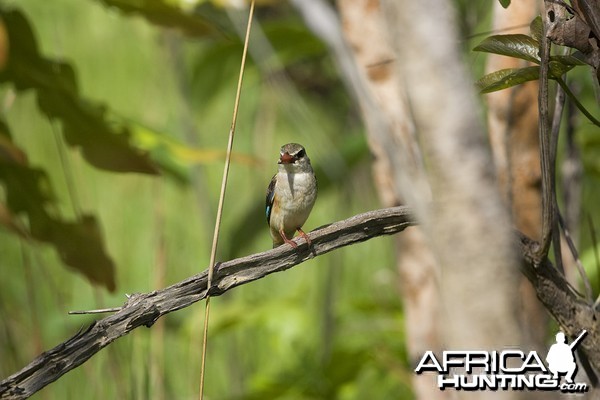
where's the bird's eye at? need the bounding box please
[296,149,305,158]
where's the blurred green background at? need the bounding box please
[0,1,405,399]
[1,0,599,399]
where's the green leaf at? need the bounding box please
[530,16,543,43]
[473,34,540,64]
[0,9,158,174]
[33,214,116,292]
[0,162,116,291]
[477,62,575,93]
[128,120,261,183]
[476,67,540,93]
[0,123,116,291]
[548,60,577,77]
[499,0,511,8]
[551,53,588,66]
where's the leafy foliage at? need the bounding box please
[0,5,239,287]
[0,119,116,291]
[474,34,540,64]
[0,9,159,174]
[473,17,588,93]
[473,32,583,92]
[473,16,599,127]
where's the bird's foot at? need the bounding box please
[284,237,299,248]
[297,228,312,247]
[279,229,298,248]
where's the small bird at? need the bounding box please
[266,143,317,248]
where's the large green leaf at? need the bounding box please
[29,212,117,292]
[0,8,158,174]
[0,121,116,291]
[477,62,576,93]
[476,67,540,93]
[473,34,541,64]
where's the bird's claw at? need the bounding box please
[284,237,299,248]
[297,228,312,247]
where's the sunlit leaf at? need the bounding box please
[129,121,262,182]
[473,34,540,64]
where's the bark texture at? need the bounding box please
[381,1,525,399]
[336,1,444,399]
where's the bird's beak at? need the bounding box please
[278,152,294,164]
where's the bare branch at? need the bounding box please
[68,307,122,315]
[519,233,600,371]
[0,207,415,400]
[3,206,600,399]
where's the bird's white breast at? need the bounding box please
[273,171,317,232]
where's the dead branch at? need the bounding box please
[0,206,415,400]
[519,233,600,372]
[2,206,600,399]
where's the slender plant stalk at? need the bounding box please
[536,11,553,262]
[198,2,256,399]
[557,77,600,127]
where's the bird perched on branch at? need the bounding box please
[266,143,317,248]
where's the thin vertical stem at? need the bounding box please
[198,2,256,399]
[536,5,552,263]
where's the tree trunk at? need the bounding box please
[380,0,526,399]
[336,2,446,399]
[338,0,527,399]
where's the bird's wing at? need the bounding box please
[265,174,277,224]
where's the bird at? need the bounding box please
[266,143,317,248]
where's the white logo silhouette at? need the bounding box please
[545,330,587,383]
